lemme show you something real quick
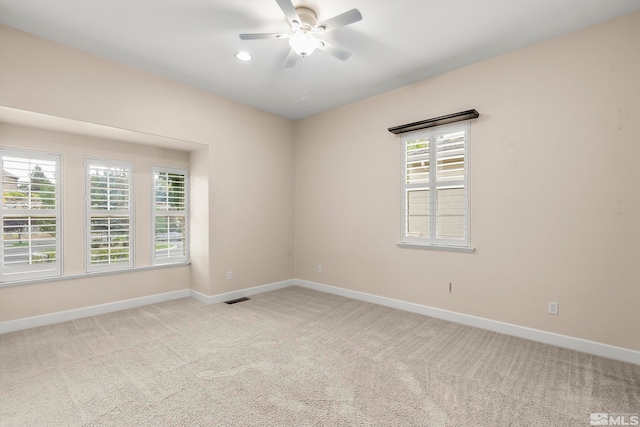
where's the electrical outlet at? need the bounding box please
[317,265,322,273]
[548,301,559,315]
[226,271,232,280]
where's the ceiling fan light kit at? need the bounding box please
[239,0,362,66]
[288,7,321,56]
[288,32,322,56]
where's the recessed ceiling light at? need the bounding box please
[235,52,252,61]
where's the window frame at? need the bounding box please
[85,158,134,273]
[151,166,189,265]
[400,121,471,250]
[1,148,62,282]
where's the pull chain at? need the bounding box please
[301,55,307,101]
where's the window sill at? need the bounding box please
[396,243,475,253]
[0,262,191,289]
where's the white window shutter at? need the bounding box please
[402,122,470,248]
[86,159,134,272]
[435,129,467,244]
[1,150,61,281]
[152,167,188,264]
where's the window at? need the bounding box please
[1,149,61,281]
[401,122,470,248]
[152,167,188,264]
[86,159,133,272]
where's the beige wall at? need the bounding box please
[294,12,640,351]
[0,24,295,319]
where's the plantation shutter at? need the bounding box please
[405,137,430,238]
[402,122,469,247]
[1,150,61,281]
[435,129,467,243]
[152,167,188,264]
[86,159,133,271]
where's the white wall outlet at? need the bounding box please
[548,301,559,315]
[317,265,322,273]
[226,271,232,280]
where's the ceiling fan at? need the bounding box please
[239,0,362,67]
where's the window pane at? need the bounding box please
[154,215,186,259]
[90,216,130,264]
[436,186,465,240]
[406,138,430,184]
[2,216,57,271]
[155,172,186,211]
[89,165,130,210]
[2,157,57,210]
[406,190,429,238]
[436,131,465,182]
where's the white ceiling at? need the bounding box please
[1,0,640,120]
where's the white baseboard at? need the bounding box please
[190,279,296,305]
[295,279,640,365]
[0,289,191,334]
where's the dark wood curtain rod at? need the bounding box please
[388,109,479,135]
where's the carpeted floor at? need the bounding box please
[1,286,638,426]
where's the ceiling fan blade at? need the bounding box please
[317,39,352,61]
[282,49,299,68]
[316,9,362,32]
[239,33,289,40]
[275,0,301,25]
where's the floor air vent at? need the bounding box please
[225,297,250,305]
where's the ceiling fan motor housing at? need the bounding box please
[294,7,319,32]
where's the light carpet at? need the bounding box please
[1,286,639,426]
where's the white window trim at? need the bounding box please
[151,166,189,265]
[399,122,473,251]
[85,158,134,272]
[1,148,62,281]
